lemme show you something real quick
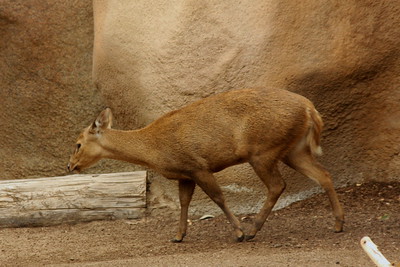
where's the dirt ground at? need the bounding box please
[0,181,398,267]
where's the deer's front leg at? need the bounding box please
[171,179,196,243]
[193,171,245,242]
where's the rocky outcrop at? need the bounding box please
[1,1,399,215]
[92,1,400,214]
[0,1,135,179]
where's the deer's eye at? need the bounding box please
[76,143,81,152]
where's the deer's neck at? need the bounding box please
[101,129,155,168]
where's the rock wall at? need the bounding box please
[1,0,399,216]
[92,0,400,215]
[0,0,137,180]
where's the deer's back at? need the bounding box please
[144,88,314,172]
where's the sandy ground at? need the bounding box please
[0,181,399,267]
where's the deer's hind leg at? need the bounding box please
[246,158,286,241]
[172,179,196,243]
[284,150,344,232]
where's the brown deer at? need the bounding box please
[67,88,344,242]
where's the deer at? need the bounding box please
[67,88,344,242]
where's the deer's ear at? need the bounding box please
[89,108,113,134]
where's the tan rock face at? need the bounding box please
[0,1,135,179]
[2,1,399,214]
[92,0,400,214]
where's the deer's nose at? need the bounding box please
[67,163,73,172]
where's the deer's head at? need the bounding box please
[67,108,113,172]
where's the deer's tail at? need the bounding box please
[306,107,324,157]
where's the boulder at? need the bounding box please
[1,0,399,216]
[92,0,400,215]
[0,0,136,180]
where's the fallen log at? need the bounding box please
[0,171,146,227]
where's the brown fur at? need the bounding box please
[68,88,344,242]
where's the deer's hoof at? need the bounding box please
[334,220,344,233]
[171,232,186,243]
[170,238,183,243]
[245,235,255,241]
[236,234,245,242]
